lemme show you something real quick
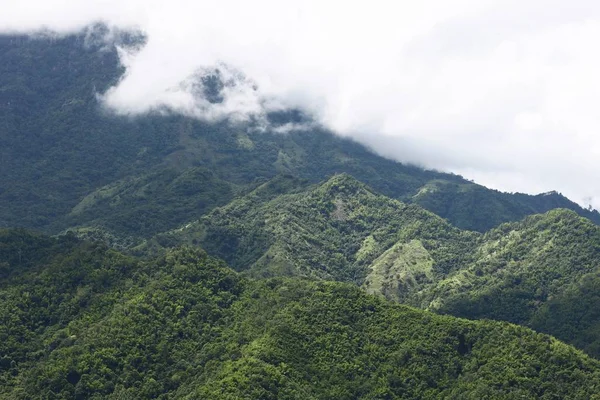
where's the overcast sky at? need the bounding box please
[2,0,600,207]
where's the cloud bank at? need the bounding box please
[2,0,600,207]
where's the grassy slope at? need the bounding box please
[1,229,600,399]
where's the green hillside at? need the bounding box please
[2,229,600,399]
[4,25,600,399]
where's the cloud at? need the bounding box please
[2,0,600,208]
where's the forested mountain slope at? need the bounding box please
[141,176,600,359]
[404,209,600,358]
[2,229,600,399]
[1,27,599,240]
[4,26,600,396]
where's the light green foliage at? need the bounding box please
[144,177,600,359]
[236,132,255,150]
[2,229,600,399]
[355,235,378,263]
[363,239,434,302]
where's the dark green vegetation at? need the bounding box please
[2,229,600,399]
[1,28,599,242]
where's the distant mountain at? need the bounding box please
[410,180,598,231]
[2,229,600,398]
[1,27,599,240]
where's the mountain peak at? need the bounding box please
[317,173,372,197]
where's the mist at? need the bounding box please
[2,0,600,207]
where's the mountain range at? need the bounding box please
[2,26,600,398]
[2,29,599,239]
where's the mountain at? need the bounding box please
[2,229,600,399]
[410,180,597,231]
[4,25,600,398]
[137,175,600,358]
[1,27,599,243]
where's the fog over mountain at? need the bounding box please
[2,0,600,207]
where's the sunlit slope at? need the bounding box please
[143,177,600,359]
[404,209,600,358]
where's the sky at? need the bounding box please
[2,0,600,208]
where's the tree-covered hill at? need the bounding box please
[140,177,600,359]
[1,27,599,240]
[2,229,600,399]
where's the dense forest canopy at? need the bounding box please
[2,230,600,398]
[138,174,600,359]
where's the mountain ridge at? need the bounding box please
[3,25,600,397]
[139,174,477,282]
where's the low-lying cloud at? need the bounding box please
[2,0,600,207]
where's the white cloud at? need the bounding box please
[2,0,600,208]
